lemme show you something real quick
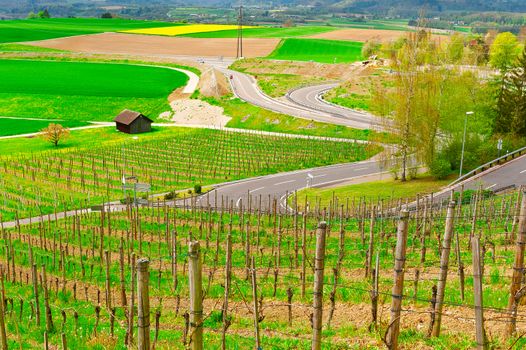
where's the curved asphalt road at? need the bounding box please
[287,83,387,131]
[194,158,390,212]
[220,68,385,130]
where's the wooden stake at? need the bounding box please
[507,190,526,337]
[385,210,409,350]
[311,222,327,350]
[432,201,456,337]
[42,265,54,332]
[188,241,203,350]
[472,237,486,349]
[250,256,261,350]
[221,233,232,350]
[137,258,150,350]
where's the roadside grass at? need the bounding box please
[266,38,363,63]
[180,26,337,38]
[0,18,178,43]
[0,59,188,122]
[0,117,88,137]
[200,94,383,141]
[294,175,452,208]
[255,73,327,97]
[325,91,371,111]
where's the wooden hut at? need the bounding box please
[114,110,153,134]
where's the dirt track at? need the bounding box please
[309,28,447,43]
[26,32,280,58]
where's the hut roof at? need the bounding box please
[114,110,153,125]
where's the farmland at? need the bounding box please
[0,186,523,348]
[0,59,188,122]
[122,24,255,37]
[267,38,364,63]
[180,26,337,38]
[0,18,179,44]
[0,127,375,221]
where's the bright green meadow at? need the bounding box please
[0,18,179,43]
[0,118,88,137]
[266,38,364,63]
[0,59,188,122]
[181,26,336,38]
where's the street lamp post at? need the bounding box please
[459,111,474,178]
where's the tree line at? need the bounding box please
[366,29,526,181]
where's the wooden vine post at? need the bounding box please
[188,241,203,350]
[311,222,327,350]
[432,201,456,337]
[507,189,526,337]
[472,237,486,349]
[251,256,261,350]
[137,258,150,350]
[385,210,409,350]
[221,233,232,350]
[0,267,7,350]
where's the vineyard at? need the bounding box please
[0,128,374,222]
[0,187,523,349]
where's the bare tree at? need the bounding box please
[40,123,70,147]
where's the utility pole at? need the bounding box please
[236,0,244,59]
[459,111,473,178]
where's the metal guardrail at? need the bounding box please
[448,145,526,188]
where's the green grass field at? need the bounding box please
[0,59,188,122]
[0,18,179,43]
[180,26,336,38]
[0,118,88,137]
[0,43,65,52]
[294,175,451,208]
[266,38,363,63]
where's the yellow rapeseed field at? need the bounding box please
[122,24,255,36]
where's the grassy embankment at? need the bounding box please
[294,175,453,209]
[197,93,384,141]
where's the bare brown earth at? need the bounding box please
[25,32,280,58]
[232,58,373,81]
[310,28,408,42]
[310,28,447,43]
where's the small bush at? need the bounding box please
[164,191,177,200]
[430,158,451,179]
[194,184,202,194]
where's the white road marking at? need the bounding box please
[485,183,497,190]
[249,186,265,193]
[520,169,526,174]
[313,174,327,178]
[274,180,295,186]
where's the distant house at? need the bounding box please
[114,110,153,134]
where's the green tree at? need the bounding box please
[489,32,520,71]
[447,33,465,63]
[497,46,526,136]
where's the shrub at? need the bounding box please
[430,157,451,179]
[194,184,202,194]
[164,191,177,200]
